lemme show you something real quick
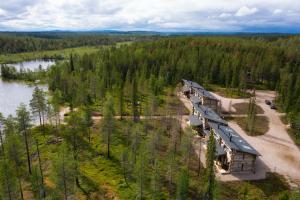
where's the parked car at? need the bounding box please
[270,103,277,109]
[265,100,271,105]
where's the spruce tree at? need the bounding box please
[205,130,216,200]
[0,158,19,200]
[16,103,32,175]
[101,93,115,158]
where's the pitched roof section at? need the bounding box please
[182,79,204,90]
[193,103,228,126]
[194,88,218,100]
[208,122,260,156]
[188,115,202,126]
[190,95,201,104]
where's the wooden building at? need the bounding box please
[208,122,260,173]
[182,79,204,97]
[183,80,260,173]
[182,79,219,111]
[191,103,227,130]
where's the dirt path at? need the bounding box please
[211,90,300,186]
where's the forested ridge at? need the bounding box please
[0,32,157,54]
[49,36,300,118]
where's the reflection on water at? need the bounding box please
[7,59,55,71]
[0,81,47,117]
[0,60,52,117]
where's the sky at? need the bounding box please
[0,0,300,32]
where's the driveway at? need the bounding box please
[211,90,300,187]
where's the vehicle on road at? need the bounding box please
[265,100,271,105]
[270,103,277,109]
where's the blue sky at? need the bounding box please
[0,0,300,32]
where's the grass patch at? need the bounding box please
[279,115,300,146]
[218,173,290,200]
[287,128,300,146]
[232,102,264,115]
[230,116,269,136]
[0,46,101,64]
[206,84,253,99]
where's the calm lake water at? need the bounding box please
[7,59,55,71]
[0,60,53,117]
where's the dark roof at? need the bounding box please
[182,79,204,90]
[216,143,226,156]
[194,88,217,100]
[190,95,201,104]
[208,122,260,156]
[189,115,202,126]
[192,103,228,126]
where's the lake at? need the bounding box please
[0,60,53,117]
[7,59,56,71]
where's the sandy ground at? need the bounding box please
[211,90,300,187]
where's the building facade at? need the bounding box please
[183,79,260,173]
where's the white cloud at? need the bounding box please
[219,13,231,18]
[0,8,6,16]
[0,0,299,32]
[273,9,282,15]
[235,6,258,17]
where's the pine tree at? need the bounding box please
[118,84,124,120]
[5,132,25,200]
[176,167,189,200]
[132,76,140,122]
[30,87,47,128]
[101,93,115,158]
[83,106,93,143]
[16,103,32,175]
[0,112,4,154]
[205,130,216,200]
[246,96,257,135]
[0,158,19,200]
[51,143,76,200]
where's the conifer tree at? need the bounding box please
[205,130,216,200]
[0,158,19,200]
[246,96,257,135]
[101,93,115,158]
[16,103,32,175]
[176,167,189,200]
[0,112,4,154]
[51,143,76,200]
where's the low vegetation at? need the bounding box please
[280,115,300,146]
[0,46,101,64]
[206,84,253,99]
[232,102,264,115]
[233,116,270,136]
[219,173,299,200]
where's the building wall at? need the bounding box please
[202,97,218,111]
[229,151,256,172]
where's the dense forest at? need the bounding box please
[0,32,157,54]
[48,36,300,121]
[1,34,300,199]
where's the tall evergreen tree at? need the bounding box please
[51,143,76,200]
[205,130,216,200]
[16,103,32,175]
[0,158,19,200]
[30,87,47,128]
[101,93,115,158]
[176,167,189,200]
